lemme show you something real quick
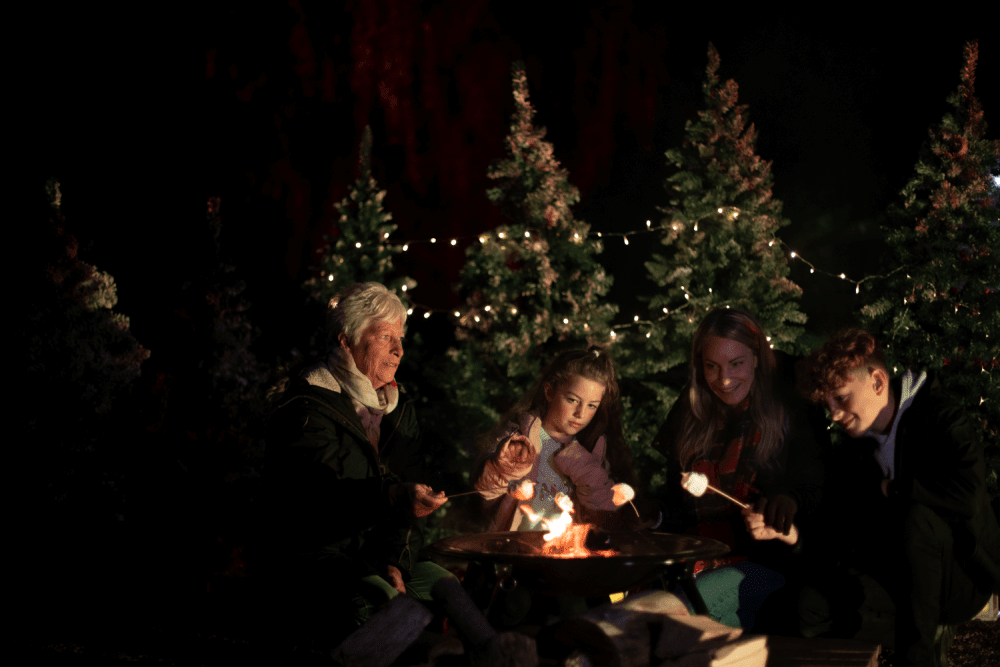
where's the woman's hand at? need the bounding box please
[494,434,534,476]
[390,483,447,518]
[753,494,798,536]
[742,505,798,545]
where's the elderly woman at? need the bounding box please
[267,282,463,646]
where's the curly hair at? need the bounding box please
[797,328,887,403]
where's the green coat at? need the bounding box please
[266,376,424,580]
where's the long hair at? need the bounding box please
[676,308,785,469]
[483,345,636,488]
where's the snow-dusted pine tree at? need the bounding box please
[443,61,617,434]
[859,40,999,493]
[304,125,415,310]
[619,44,807,491]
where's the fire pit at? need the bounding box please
[430,530,729,605]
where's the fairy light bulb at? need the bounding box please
[840,273,846,279]
[484,305,491,312]
[383,232,389,239]
[479,236,486,243]
[401,285,407,291]
[646,332,651,338]
[498,232,506,239]
[355,242,362,248]
[474,316,480,322]
[766,336,771,341]
[708,288,712,293]
[717,208,723,213]
[511,307,518,315]
[662,307,668,313]
[856,285,860,294]
[423,312,430,319]
[454,311,460,317]
[810,268,815,274]
[624,237,629,245]
[610,331,617,339]
[634,315,639,322]
[646,220,651,229]
[573,233,580,239]
[562,318,568,324]
[790,251,796,258]
[327,275,334,282]
[694,223,698,231]
[450,239,457,246]
[430,237,437,243]
[684,293,690,300]
[406,308,413,315]
[524,231,530,238]
[403,244,409,251]
[768,240,774,247]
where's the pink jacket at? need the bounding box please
[473,413,618,531]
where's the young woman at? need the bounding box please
[472,346,650,533]
[651,308,827,629]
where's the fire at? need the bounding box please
[518,492,618,558]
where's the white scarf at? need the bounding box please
[300,348,399,449]
[870,370,927,480]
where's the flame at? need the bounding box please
[518,494,618,558]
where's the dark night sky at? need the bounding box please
[31,4,998,371]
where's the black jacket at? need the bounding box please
[265,376,425,579]
[816,372,1000,594]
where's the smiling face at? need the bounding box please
[824,366,893,437]
[542,374,606,442]
[341,318,404,390]
[701,336,756,406]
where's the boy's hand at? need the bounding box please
[754,494,798,535]
[495,434,534,474]
[743,505,799,545]
[385,565,406,594]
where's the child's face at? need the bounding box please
[542,375,606,441]
[824,367,892,437]
[702,336,756,406]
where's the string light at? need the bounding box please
[624,237,629,245]
[327,275,334,282]
[562,318,568,324]
[423,312,430,319]
[646,220,651,229]
[450,239,457,246]
[403,244,409,251]
[524,231,531,238]
[634,315,639,322]
[355,242,362,248]
[383,232,390,239]
[484,305,491,312]
[406,308,413,315]
[430,238,437,243]
[401,285,407,291]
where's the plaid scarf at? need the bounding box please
[691,399,761,572]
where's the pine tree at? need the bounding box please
[619,44,807,492]
[304,125,415,309]
[859,40,999,494]
[444,61,617,433]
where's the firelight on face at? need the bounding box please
[348,319,404,390]
[542,375,605,441]
[702,336,755,406]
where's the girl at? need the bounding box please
[472,346,650,535]
[651,307,827,630]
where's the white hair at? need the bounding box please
[328,282,407,347]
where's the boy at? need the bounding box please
[793,328,999,667]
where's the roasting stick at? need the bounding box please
[706,485,750,510]
[444,487,502,498]
[681,471,750,510]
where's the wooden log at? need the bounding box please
[762,635,880,667]
[654,614,743,660]
[553,591,693,667]
[332,594,432,667]
[476,631,538,667]
[656,635,768,667]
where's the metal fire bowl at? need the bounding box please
[430,531,730,597]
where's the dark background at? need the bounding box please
[31,4,998,376]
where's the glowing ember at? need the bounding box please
[611,483,635,506]
[681,471,709,497]
[510,479,535,501]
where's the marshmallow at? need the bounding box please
[611,483,635,506]
[681,472,709,498]
[510,479,535,501]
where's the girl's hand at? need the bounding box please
[385,564,406,594]
[495,434,534,475]
[742,505,798,545]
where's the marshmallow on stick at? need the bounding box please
[680,472,749,509]
[510,479,536,501]
[611,483,635,506]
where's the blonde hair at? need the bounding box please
[327,282,407,347]
[677,308,785,469]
